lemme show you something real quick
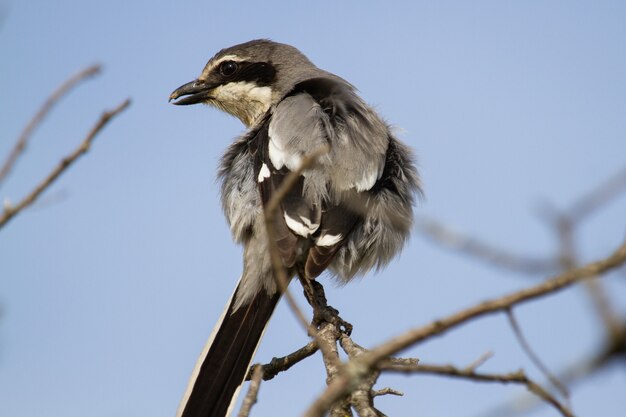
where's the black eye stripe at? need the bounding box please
[216,61,276,86]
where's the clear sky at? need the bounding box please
[1,1,625,417]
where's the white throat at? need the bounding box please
[210,82,273,127]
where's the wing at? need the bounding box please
[250,78,389,279]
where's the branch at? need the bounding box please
[415,216,559,274]
[237,365,263,417]
[506,309,569,399]
[363,239,626,363]
[0,98,131,230]
[567,165,626,222]
[340,336,410,417]
[478,322,625,417]
[303,239,626,417]
[245,340,318,381]
[386,363,574,417]
[0,65,101,187]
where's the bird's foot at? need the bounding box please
[312,304,353,336]
[299,276,353,335]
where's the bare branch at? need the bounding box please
[363,239,626,363]
[303,239,626,417]
[316,323,354,417]
[237,365,263,417]
[463,351,494,373]
[0,65,101,187]
[246,340,318,381]
[386,363,574,417]
[0,98,131,230]
[339,336,386,417]
[506,309,569,399]
[546,194,625,345]
[479,322,625,417]
[371,388,403,398]
[568,165,626,222]
[415,216,559,274]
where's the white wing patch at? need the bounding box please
[353,169,380,192]
[316,233,343,247]
[257,163,271,182]
[267,137,285,169]
[267,127,303,171]
[284,212,319,237]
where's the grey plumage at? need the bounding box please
[170,39,421,417]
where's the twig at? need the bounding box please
[303,239,626,417]
[463,351,494,372]
[386,363,575,417]
[0,98,131,230]
[371,388,403,398]
[237,365,264,417]
[0,65,101,187]
[506,309,569,399]
[547,199,625,345]
[567,165,626,222]
[245,340,318,381]
[415,216,559,274]
[478,322,626,417]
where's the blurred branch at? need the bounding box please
[540,165,626,335]
[237,365,263,417]
[465,351,494,372]
[0,98,131,230]
[0,64,101,187]
[477,325,625,417]
[506,309,569,400]
[415,216,559,274]
[567,165,626,222]
[386,363,574,417]
[303,239,626,417]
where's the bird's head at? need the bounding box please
[169,39,320,127]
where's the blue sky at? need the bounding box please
[1,1,625,417]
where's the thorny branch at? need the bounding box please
[0,98,131,230]
[0,65,101,187]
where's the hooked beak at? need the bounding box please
[169,79,215,105]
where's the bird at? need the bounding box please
[169,39,420,417]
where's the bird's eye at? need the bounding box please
[219,61,238,77]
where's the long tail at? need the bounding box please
[176,281,281,417]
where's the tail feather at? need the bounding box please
[176,282,280,417]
